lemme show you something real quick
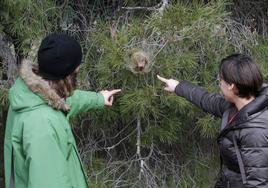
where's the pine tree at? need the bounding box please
[74,1,268,187]
[1,0,268,187]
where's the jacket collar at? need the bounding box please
[231,85,268,125]
[19,59,70,111]
[218,85,268,138]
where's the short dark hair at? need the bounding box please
[219,53,263,98]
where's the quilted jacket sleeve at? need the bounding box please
[175,80,230,118]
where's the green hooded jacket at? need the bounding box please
[4,61,104,188]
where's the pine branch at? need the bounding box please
[136,115,144,180]
[122,0,169,15]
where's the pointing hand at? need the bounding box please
[157,75,179,92]
[100,89,121,106]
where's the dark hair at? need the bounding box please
[219,53,263,98]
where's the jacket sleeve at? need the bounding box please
[175,80,230,118]
[66,90,105,118]
[23,117,72,188]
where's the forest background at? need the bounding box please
[0,0,268,187]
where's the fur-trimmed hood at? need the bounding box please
[9,59,70,112]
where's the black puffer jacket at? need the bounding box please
[175,80,268,188]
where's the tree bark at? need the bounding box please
[0,35,17,84]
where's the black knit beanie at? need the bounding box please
[38,33,82,80]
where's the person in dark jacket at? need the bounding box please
[157,53,268,188]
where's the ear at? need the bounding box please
[228,83,235,90]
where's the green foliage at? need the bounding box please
[196,114,220,138]
[250,36,268,81]
[77,2,268,185]
[0,86,9,113]
[148,0,227,36]
[175,156,219,188]
[120,87,160,118]
[142,115,182,145]
[0,0,59,54]
[83,0,260,148]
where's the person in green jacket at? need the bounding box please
[4,33,121,188]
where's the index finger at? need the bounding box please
[109,89,122,95]
[157,75,168,83]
